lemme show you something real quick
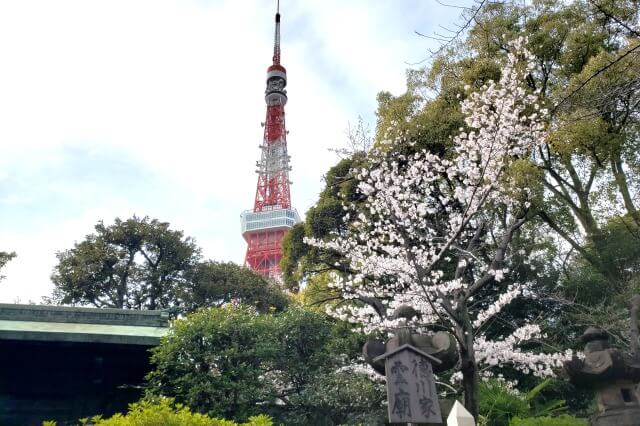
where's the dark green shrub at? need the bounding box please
[146,305,384,425]
[480,379,566,426]
[80,398,272,426]
[510,414,587,426]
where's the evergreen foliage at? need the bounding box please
[44,398,273,426]
[146,305,385,425]
[0,251,15,282]
[47,217,286,315]
[49,216,201,310]
[479,380,566,426]
[183,261,288,313]
[509,415,587,426]
[280,1,640,416]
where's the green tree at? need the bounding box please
[49,216,200,310]
[0,251,15,282]
[146,306,384,425]
[378,2,640,412]
[281,0,640,417]
[280,152,369,292]
[182,261,289,313]
[147,307,273,421]
[450,0,640,350]
[423,0,640,289]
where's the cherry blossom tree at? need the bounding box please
[306,38,573,418]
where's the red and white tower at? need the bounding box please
[241,2,300,279]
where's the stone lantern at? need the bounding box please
[564,327,640,425]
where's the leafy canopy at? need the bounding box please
[183,261,288,313]
[0,251,15,283]
[48,217,286,315]
[146,305,384,425]
[49,216,200,310]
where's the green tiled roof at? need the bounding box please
[0,304,169,346]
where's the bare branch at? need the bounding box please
[407,0,492,64]
[552,44,640,114]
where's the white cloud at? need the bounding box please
[0,0,465,302]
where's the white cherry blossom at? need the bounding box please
[305,38,572,407]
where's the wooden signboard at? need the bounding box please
[374,344,443,424]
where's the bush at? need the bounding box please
[75,398,272,426]
[147,306,276,421]
[479,379,566,426]
[479,381,529,425]
[510,415,587,426]
[146,305,384,425]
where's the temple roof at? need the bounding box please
[0,303,169,346]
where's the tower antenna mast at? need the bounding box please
[273,0,281,65]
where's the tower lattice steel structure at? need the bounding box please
[241,2,300,279]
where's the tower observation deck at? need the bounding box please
[241,2,300,279]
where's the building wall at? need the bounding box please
[0,339,154,425]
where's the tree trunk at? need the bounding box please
[457,312,480,420]
[561,158,609,254]
[116,279,126,309]
[631,295,640,361]
[460,347,479,420]
[611,154,640,227]
[116,251,136,309]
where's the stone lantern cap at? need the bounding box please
[582,327,611,352]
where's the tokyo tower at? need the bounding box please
[240,1,300,279]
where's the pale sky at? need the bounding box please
[0,0,466,303]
